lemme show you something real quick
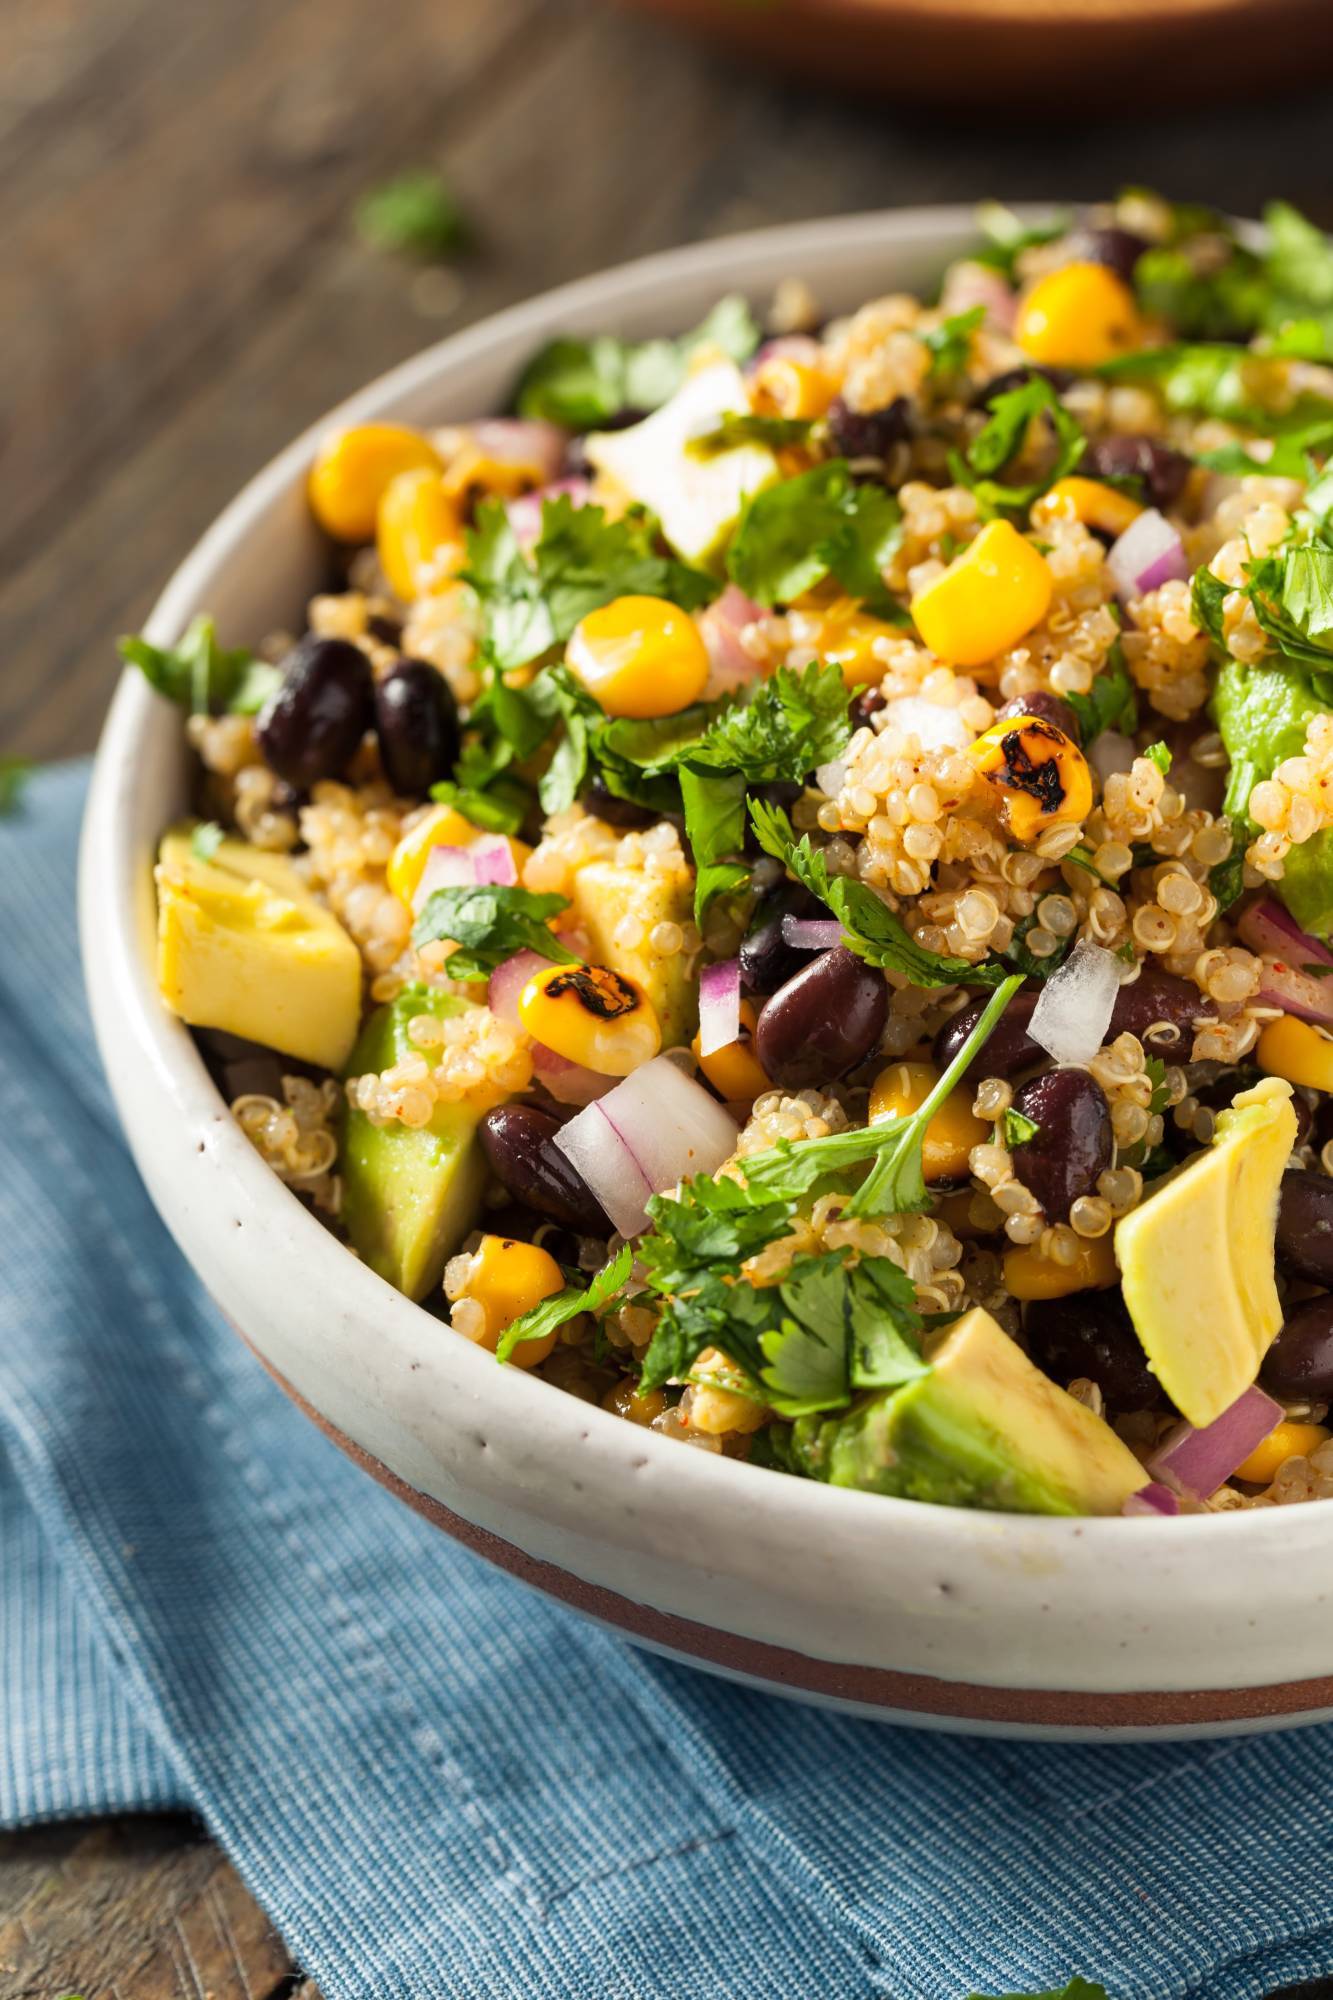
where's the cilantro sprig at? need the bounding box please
[923,305,985,376]
[1063,642,1138,744]
[749,799,1010,989]
[727,459,904,616]
[496,1245,634,1365]
[118,615,280,717]
[951,377,1086,514]
[411,883,579,982]
[514,296,761,428]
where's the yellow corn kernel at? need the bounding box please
[687,1347,767,1435]
[1234,1419,1329,1486]
[1257,1015,1333,1094]
[463,1234,565,1367]
[308,423,442,542]
[808,595,903,688]
[692,999,770,1103]
[566,595,710,718]
[1015,261,1142,370]
[376,468,464,603]
[603,1380,667,1427]
[751,355,836,420]
[519,961,661,1075]
[1004,1232,1118,1301]
[869,1061,987,1182]
[966,712,1093,845]
[1036,475,1144,539]
[911,520,1053,669]
[442,443,548,505]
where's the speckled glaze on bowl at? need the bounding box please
[80,208,1333,1740]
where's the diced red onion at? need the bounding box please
[1107,509,1188,605]
[1239,896,1333,969]
[1148,1384,1284,1500]
[469,835,518,887]
[1028,939,1122,1067]
[505,476,592,550]
[487,948,553,1029]
[1256,960,1333,1025]
[531,1042,614,1108]
[1241,898,1333,1021]
[781,915,842,951]
[882,696,973,753]
[938,258,1018,334]
[749,334,823,372]
[698,957,742,1058]
[696,583,766,699]
[1122,1482,1181,1518]
[471,417,567,484]
[554,1056,738,1236]
[413,844,479,912]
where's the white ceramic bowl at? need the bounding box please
[81,206,1333,1741]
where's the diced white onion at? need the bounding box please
[1028,939,1122,1067]
[882,696,973,753]
[553,1056,738,1237]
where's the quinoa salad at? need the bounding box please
[134,193,1333,1519]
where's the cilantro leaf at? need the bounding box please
[1004,911,1073,981]
[1100,343,1333,431]
[496,1245,634,1365]
[118,615,280,716]
[1208,840,1247,913]
[1197,414,1333,479]
[1198,539,1333,677]
[1144,740,1172,774]
[1003,1107,1039,1147]
[428,777,527,835]
[514,295,761,428]
[846,1257,928,1389]
[728,460,903,614]
[0,756,33,817]
[923,305,985,376]
[1144,1055,1171,1118]
[952,377,1086,514]
[190,821,225,862]
[760,1254,859,1414]
[1064,643,1138,743]
[411,883,579,982]
[355,170,467,260]
[749,799,1009,988]
[465,497,714,672]
[689,412,813,456]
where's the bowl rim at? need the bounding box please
[80,200,1314,1575]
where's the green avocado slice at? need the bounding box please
[339,985,488,1301]
[791,1306,1145,1516]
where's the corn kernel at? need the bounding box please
[686,1347,767,1435]
[442,444,549,505]
[966,713,1093,845]
[386,805,531,910]
[692,1000,770,1102]
[869,1061,987,1181]
[376,468,464,602]
[1004,1232,1118,1300]
[751,355,836,420]
[806,595,906,688]
[1014,261,1143,370]
[1257,1015,1333,1094]
[519,961,661,1075]
[461,1234,565,1367]
[1036,476,1144,539]
[566,595,710,718]
[911,520,1053,669]
[308,423,442,542]
[1234,1420,1328,1485]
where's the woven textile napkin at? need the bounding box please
[4,761,1333,2000]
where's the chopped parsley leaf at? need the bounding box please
[951,377,1086,514]
[514,295,761,428]
[354,170,467,260]
[118,615,280,717]
[1003,1107,1039,1148]
[727,460,904,616]
[410,883,578,983]
[1064,643,1138,743]
[496,1245,634,1365]
[922,305,985,376]
[1144,740,1172,774]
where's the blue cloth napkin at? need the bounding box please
[5,762,1333,2000]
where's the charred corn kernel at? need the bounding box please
[1004,1232,1118,1301]
[966,713,1093,844]
[566,595,710,718]
[911,520,1053,669]
[808,596,904,688]
[692,1000,770,1102]
[519,961,661,1075]
[308,423,442,542]
[376,468,464,602]
[1257,1015,1333,1094]
[750,355,836,420]
[442,443,547,505]
[1015,261,1142,371]
[1036,476,1144,539]
[463,1234,565,1367]
[869,1061,988,1182]
[1234,1419,1329,1486]
[687,1347,767,1435]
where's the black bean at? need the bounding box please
[1067,225,1150,289]
[1260,1295,1333,1400]
[1276,1171,1333,1286]
[1079,434,1191,512]
[933,989,1043,1081]
[850,688,886,731]
[374,658,460,796]
[1009,1068,1113,1221]
[825,395,912,462]
[973,364,1073,408]
[366,610,404,647]
[580,773,657,829]
[1025,1289,1161,1414]
[739,881,827,997]
[484,1203,586,1270]
[742,780,805,857]
[1108,966,1203,1050]
[256,635,375,788]
[479,1104,611,1233]
[993,690,1081,745]
[755,947,887,1088]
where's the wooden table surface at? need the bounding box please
[7,0,1333,1990]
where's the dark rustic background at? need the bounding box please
[7,0,1333,1991]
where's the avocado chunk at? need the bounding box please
[339,986,487,1300]
[586,359,779,567]
[1214,659,1333,936]
[569,853,698,1047]
[1115,1076,1297,1427]
[155,825,362,1072]
[792,1306,1145,1515]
